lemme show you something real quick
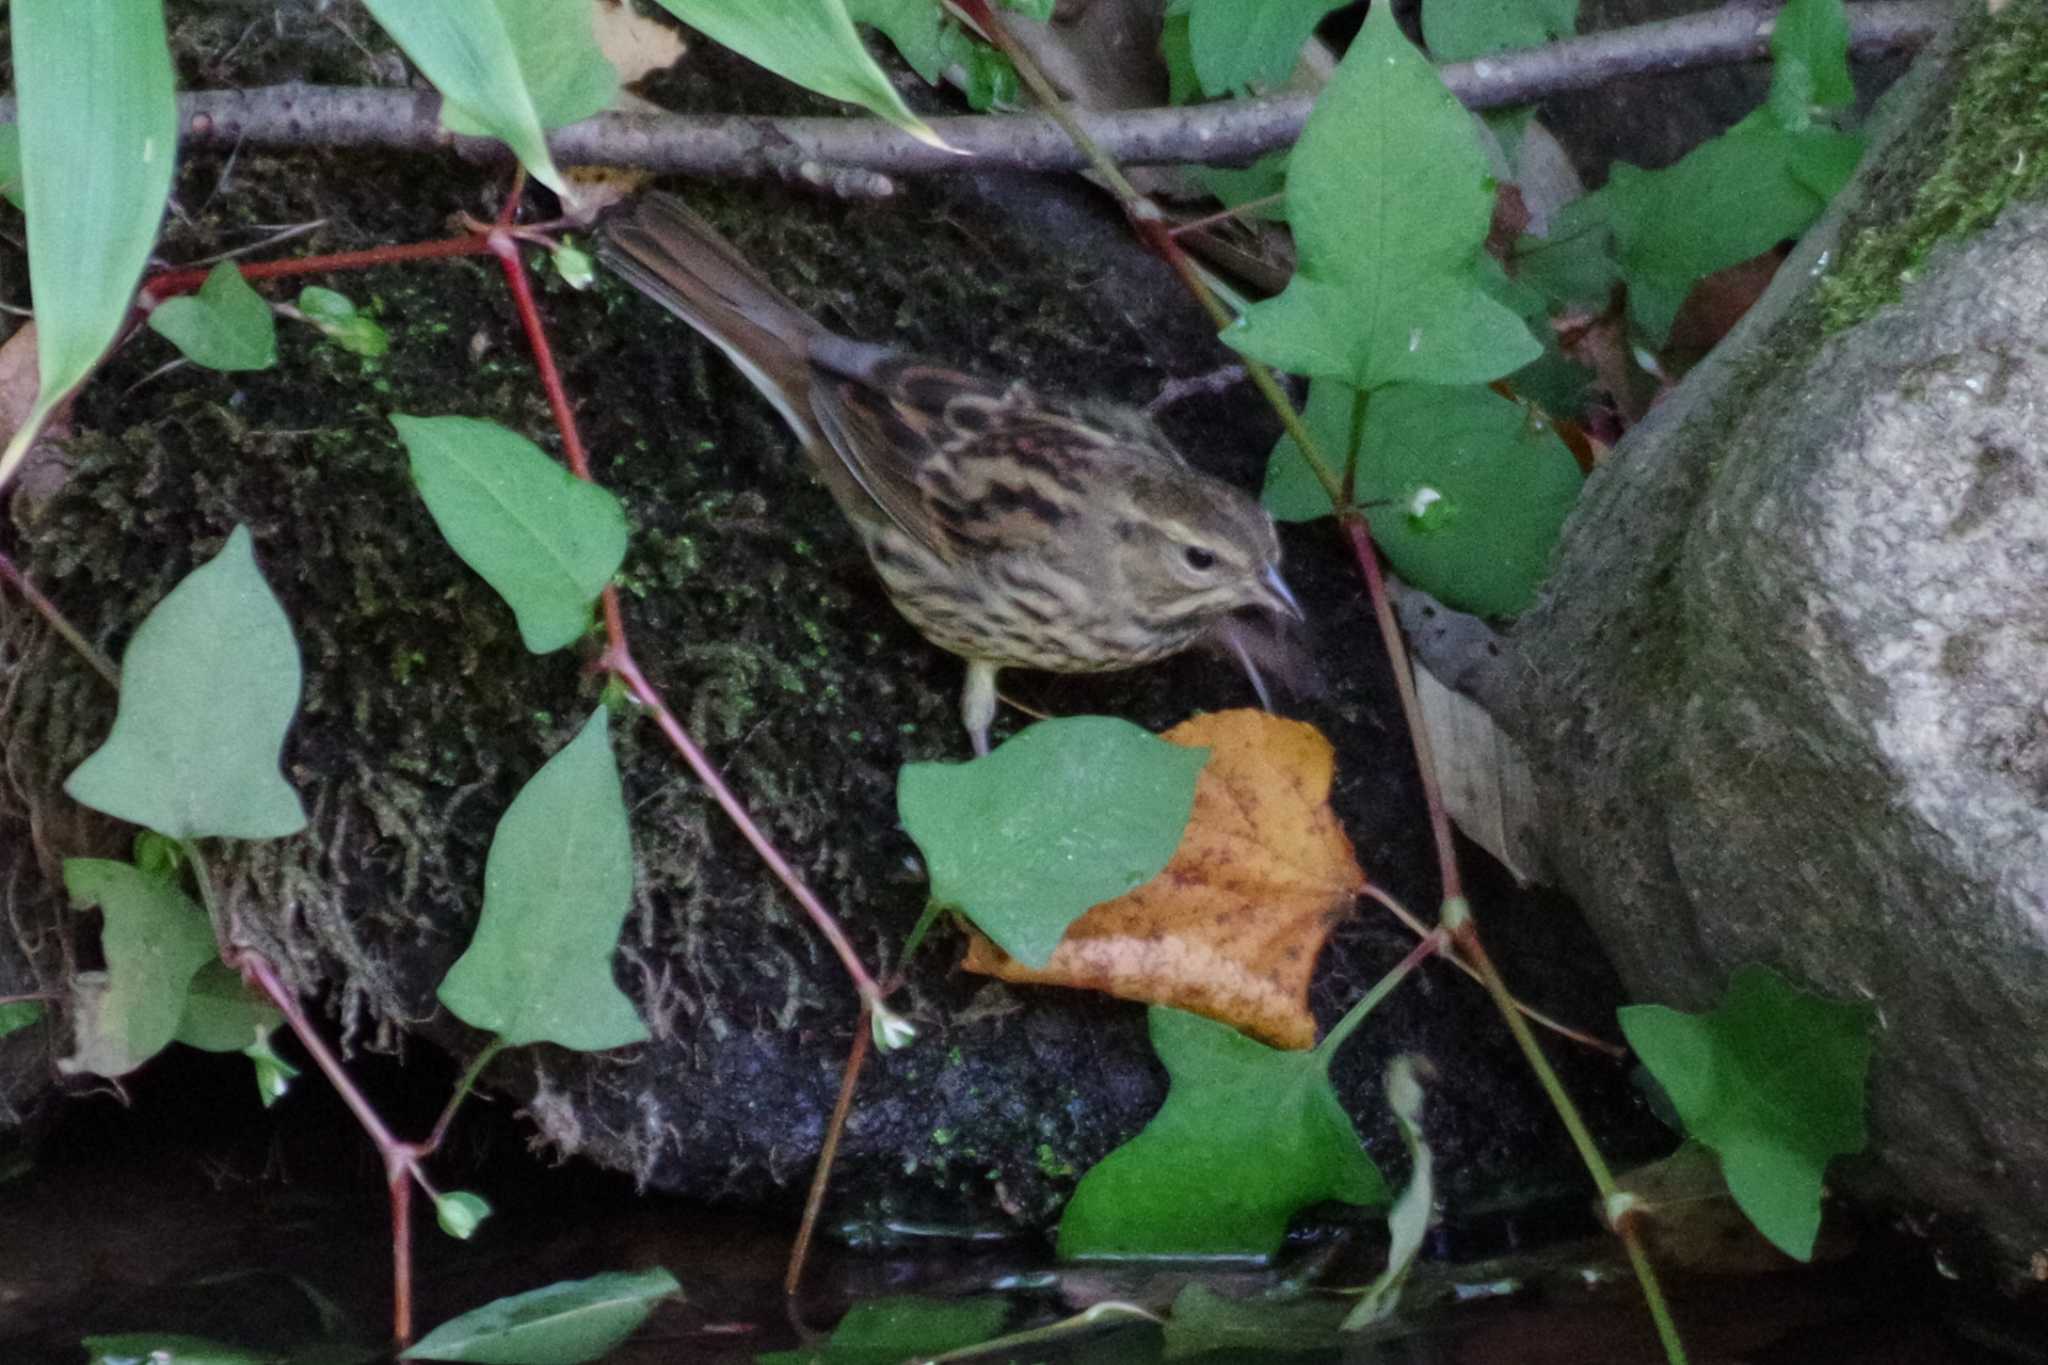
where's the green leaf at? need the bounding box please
[0,1000,45,1039]
[436,1190,495,1240]
[173,959,282,1053]
[1225,0,1540,391]
[1342,1056,1434,1327]
[1058,1006,1386,1258]
[0,126,23,211]
[1,0,178,489]
[436,707,649,1051]
[360,0,616,202]
[851,0,1019,112]
[133,830,185,880]
[1511,205,1623,316]
[404,1268,681,1364]
[296,286,359,328]
[1161,13,1200,106]
[1181,0,1348,96]
[64,526,308,840]
[393,415,628,654]
[147,262,278,372]
[757,1296,1010,1365]
[652,1,948,148]
[1768,0,1853,131]
[172,961,284,1055]
[1423,0,1576,63]
[897,717,1207,969]
[297,286,391,358]
[84,1334,279,1365]
[1618,965,1874,1260]
[1264,382,1581,616]
[1194,153,1289,223]
[60,859,217,1078]
[1160,1284,1349,1359]
[244,1030,299,1108]
[1590,119,1864,343]
[550,241,596,290]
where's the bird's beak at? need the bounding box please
[1255,565,1305,621]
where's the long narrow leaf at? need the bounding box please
[361,0,615,202]
[1,0,177,488]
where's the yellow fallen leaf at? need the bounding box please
[962,709,1364,1049]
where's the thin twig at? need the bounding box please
[0,551,120,689]
[0,5,1939,181]
[1362,884,1625,1056]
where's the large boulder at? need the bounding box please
[1496,7,2048,1289]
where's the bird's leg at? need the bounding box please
[962,659,999,756]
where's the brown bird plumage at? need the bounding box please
[600,193,1301,754]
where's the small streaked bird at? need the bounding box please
[600,194,1302,755]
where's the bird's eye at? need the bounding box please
[1183,545,1218,572]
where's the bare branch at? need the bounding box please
[0,3,1943,179]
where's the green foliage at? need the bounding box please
[1160,12,1200,106]
[2,0,178,488]
[1516,0,1860,345]
[361,0,616,202]
[83,1334,278,1365]
[1226,0,1540,391]
[0,1000,44,1039]
[65,526,308,840]
[757,1296,1010,1365]
[242,1030,300,1107]
[148,263,279,372]
[172,960,281,1053]
[1572,116,1864,343]
[393,414,629,654]
[853,0,1018,111]
[1619,965,1874,1260]
[1423,0,1576,63]
[297,287,391,358]
[653,0,944,146]
[1769,0,1855,131]
[436,1190,495,1240]
[1342,1057,1433,1327]
[1172,0,1350,97]
[897,717,1207,968]
[1160,1284,1349,1358]
[60,859,216,1078]
[404,1268,682,1364]
[1058,1006,1387,1258]
[1195,153,1289,222]
[0,126,24,211]
[549,241,596,290]
[172,959,295,1104]
[1264,382,1581,616]
[436,707,650,1052]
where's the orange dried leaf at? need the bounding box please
[962,709,1365,1049]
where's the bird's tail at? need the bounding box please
[599,194,822,440]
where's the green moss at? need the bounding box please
[1035,1143,1075,1179]
[1818,5,2048,331]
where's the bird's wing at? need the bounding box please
[808,340,1110,563]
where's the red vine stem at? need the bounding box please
[234,946,429,1347]
[144,235,493,297]
[483,226,898,1024]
